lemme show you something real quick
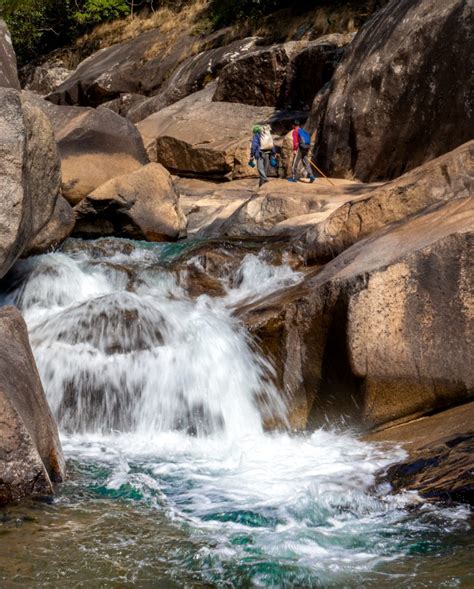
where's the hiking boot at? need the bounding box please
[309,175,316,183]
[287,178,297,183]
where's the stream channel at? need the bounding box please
[0,238,472,588]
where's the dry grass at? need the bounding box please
[66,0,380,67]
[76,0,210,53]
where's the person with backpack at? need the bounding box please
[288,121,316,183]
[249,124,274,187]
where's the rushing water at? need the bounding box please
[0,239,472,588]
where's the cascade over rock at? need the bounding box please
[309,0,474,181]
[240,197,473,431]
[0,88,61,278]
[137,85,274,180]
[24,92,148,204]
[0,306,65,505]
[74,163,187,241]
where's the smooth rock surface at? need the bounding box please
[24,92,148,204]
[175,177,255,238]
[301,140,474,262]
[0,19,20,89]
[128,37,258,123]
[0,89,61,277]
[368,403,474,504]
[46,28,192,107]
[137,85,274,180]
[0,306,65,505]
[220,178,369,238]
[74,163,186,241]
[213,35,351,109]
[241,197,474,431]
[309,0,474,181]
[25,196,75,256]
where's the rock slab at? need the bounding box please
[0,306,65,505]
[0,89,61,278]
[310,0,474,181]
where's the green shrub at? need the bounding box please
[74,0,129,26]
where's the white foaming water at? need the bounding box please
[1,242,295,437]
[1,239,469,587]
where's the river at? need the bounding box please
[0,239,471,588]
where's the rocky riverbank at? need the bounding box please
[0,0,473,508]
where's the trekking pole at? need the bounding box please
[309,159,336,187]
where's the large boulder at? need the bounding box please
[74,163,186,241]
[46,28,192,107]
[0,19,20,89]
[0,306,65,505]
[22,63,72,96]
[0,89,61,278]
[127,37,259,123]
[213,35,351,109]
[137,85,274,180]
[309,0,474,181]
[301,140,474,262]
[240,197,473,431]
[25,196,75,256]
[24,92,148,204]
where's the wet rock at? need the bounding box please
[240,197,473,431]
[310,0,474,181]
[74,163,186,241]
[128,37,259,123]
[0,89,61,277]
[25,196,75,256]
[368,403,474,504]
[0,306,65,505]
[300,140,474,262]
[0,19,20,89]
[137,85,274,180]
[24,92,148,204]
[213,35,351,109]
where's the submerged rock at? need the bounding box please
[74,163,186,241]
[0,88,61,278]
[0,306,65,505]
[310,0,474,181]
[240,197,473,431]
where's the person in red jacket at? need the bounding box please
[288,121,316,183]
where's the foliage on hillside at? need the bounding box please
[0,0,385,65]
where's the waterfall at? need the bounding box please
[1,240,296,438]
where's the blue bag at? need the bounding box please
[298,128,311,149]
